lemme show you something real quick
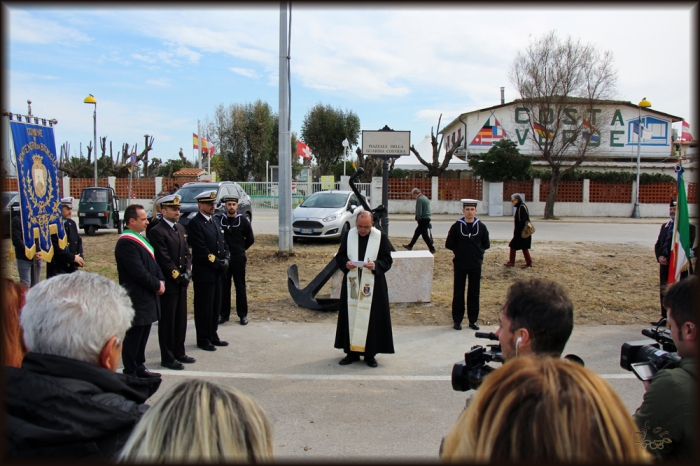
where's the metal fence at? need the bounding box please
[238,181,371,211]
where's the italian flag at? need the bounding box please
[667,163,691,283]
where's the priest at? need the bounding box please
[334,211,394,368]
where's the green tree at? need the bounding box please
[468,139,531,182]
[300,103,360,175]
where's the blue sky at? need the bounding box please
[4,4,695,171]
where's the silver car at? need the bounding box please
[292,190,367,241]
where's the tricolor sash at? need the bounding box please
[119,229,155,259]
[346,227,381,352]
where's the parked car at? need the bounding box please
[2,191,18,238]
[174,181,252,227]
[292,190,367,241]
[77,186,122,235]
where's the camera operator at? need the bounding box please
[633,275,697,461]
[495,278,574,362]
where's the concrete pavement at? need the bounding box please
[134,319,651,461]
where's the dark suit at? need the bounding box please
[218,213,254,322]
[115,231,164,375]
[654,220,696,317]
[186,212,229,346]
[46,218,83,278]
[148,220,192,364]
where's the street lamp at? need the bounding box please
[83,94,97,187]
[632,97,652,218]
[342,138,349,177]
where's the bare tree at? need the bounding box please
[510,30,617,219]
[409,114,464,177]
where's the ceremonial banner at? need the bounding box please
[10,120,65,261]
[668,163,691,283]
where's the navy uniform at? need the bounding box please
[445,199,490,331]
[186,190,230,351]
[47,197,84,278]
[115,206,163,379]
[148,194,194,370]
[217,196,255,325]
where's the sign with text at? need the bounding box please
[362,130,410,156]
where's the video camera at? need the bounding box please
[451,332,503,392]
[620,318,680,382]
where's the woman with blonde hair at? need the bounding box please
[119,379,274,463]
[441,356,651,463]
[1,277,28,368]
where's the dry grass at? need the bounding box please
[2,233,662,327]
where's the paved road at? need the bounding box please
[252,212,664,245]
[135,320,652,461]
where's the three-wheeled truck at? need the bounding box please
[77,186,122,235]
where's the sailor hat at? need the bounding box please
[195,190,217,203]
[157,194,181,207]
[221,195,239,203]
[461,198,478,208]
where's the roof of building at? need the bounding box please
[173,168,206,176]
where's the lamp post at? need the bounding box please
[342,138,349,177]
[632,97,652,218]
[83,94,97,187]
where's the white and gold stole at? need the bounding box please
[345,226,381,352]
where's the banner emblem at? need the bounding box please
[32,154,49,198]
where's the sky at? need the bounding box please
[3,3,697,171]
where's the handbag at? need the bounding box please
[521,221,536,238]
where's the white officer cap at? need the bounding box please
[195,190,217,203]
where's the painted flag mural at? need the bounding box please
[297,140,313,159]
[581,118,600,143]
[681,120,693,141]
[470,117,508,146]
[533,122,553,140]
[667,162,691,284]
[193,133,199,149]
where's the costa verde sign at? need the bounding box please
[362,130,411,156]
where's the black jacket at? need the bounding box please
[4,352,160,459]
[217,213,254,257]
[11,215,32,261]
[445,218,491,269]
[148,220,192,295]
[114,232,164,326]
[46,218,83,277]
[508,202,532,250]
[186,212,229,283]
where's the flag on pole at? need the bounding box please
[193,133,199,149]
[667,163,691,284]
[297,141,313,160]
[681,120,693,141]
[201,137,209,151]
[130,151,137,165]
[209,145,216,156]
[632,121,652,140]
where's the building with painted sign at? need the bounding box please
[440,98,687,175]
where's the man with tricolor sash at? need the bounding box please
[334,211,394,368]
[115,204,164,379]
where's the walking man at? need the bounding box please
[403,187,435,253]
[217,195,254,326]
[115,204,164,379]
[147,194,195,371]
[445,199,490,331]
[47,197,84,278]
[186,190,230,351]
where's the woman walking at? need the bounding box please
[504,193,532,268]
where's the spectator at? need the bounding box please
[441,356,651,463]
[118,379,274,463]
[171,183,180,194]
[11,203,43,286]
[403,187,435,254]
[1,277,28,367]
[4,272,161,458]
[504,193,533,268]
[633,275,697,461]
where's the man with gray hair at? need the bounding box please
[403,187,435,254]
[4,272,161,459]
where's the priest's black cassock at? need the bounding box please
[334,228,395,356]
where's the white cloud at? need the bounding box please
[9,10,91,45]
[146,78,171,88]
[230,67,259,78]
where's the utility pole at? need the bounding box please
[278,1,293,254]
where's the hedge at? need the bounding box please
[526,169,675,184]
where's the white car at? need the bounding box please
[292,190,367,241]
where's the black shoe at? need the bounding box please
[402,244,413,251]
[161,360,185,370]
[240,316,248,325]
[453,322,462,330]
[211,340,229,347]
[176,355,196,364]
[365,356,378,368]
[218,317,228,325]
[429,248,436,254]
[469,322,480,331]
[198,343,217,352]
[136,369,162,379]
[339,354,360,365]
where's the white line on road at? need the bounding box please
[158,371,636,381]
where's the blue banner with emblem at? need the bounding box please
[10,120,66,261]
